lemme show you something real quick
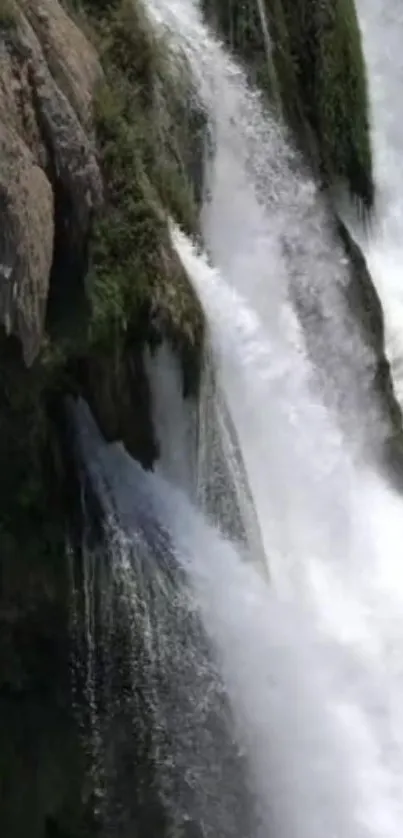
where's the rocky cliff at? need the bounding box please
[0,1,205,834]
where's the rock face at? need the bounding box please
[0,2,206,835]
[0,0,102,363]
[0,14,104,833]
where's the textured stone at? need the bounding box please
[0,0,102,363]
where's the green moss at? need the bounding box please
[0,0,207,569]
[0,2,209,833]
[0,0,17,29]
[0,0,206,554]
[0,0,206,604]
[311,0,373,211]
[81,0,204,384]
[203,0,374,213]
[54,0,206,404]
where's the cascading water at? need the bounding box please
[170,224,354,575]
[146,0,395,457]
[69,0,403,836]
[354,0,403,403]
[144,0,403,834]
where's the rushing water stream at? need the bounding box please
[72,1,403,835]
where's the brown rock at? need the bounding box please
[0,123,54,364]
[19,0,100,128]
[0,0,103,364]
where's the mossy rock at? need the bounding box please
[44,0,206,446]
[0,1,209,833]
[0,0,18,29]
[55,0,207,400]
[0,0,208,576]
[203,0,374,213]
[81,0,205,388]
[0,0,208,616]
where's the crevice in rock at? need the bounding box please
[45,164,92,342]
[25,62,94,344]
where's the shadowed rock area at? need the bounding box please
[0,0,102,362]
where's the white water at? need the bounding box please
[147,0,393,449]
[170,225,354,576]
[354,1,403,403]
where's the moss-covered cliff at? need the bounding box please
[202,0,374,213]
[0,0,206,834]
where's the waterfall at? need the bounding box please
[354,0,403,403]
[67,0,403,836]
[170,224,354,575]
[146,0,394,455]
[142,0,403,834]
[144,342,266,570]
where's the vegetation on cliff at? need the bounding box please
[0,1,206,834]
[83,0,205,396]
[202,0,374,214]
[0,0,207,589]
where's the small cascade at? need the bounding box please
[145,342,266,569]
[170,223,354,576]
[146,0,394,453]
[143,343,199,499]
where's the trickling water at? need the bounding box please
[354,0,403,403]
[194,350,266,565]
